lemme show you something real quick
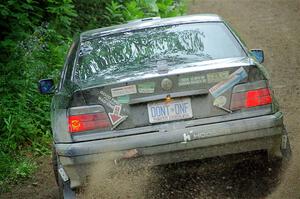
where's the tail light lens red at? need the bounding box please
[230,88,272,110]
[68,108,111,133]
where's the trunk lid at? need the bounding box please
[73,58,267,133]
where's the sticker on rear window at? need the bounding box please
[138,82,155,93]
[178,75,206,86]
[209,67,247,98]
[111,85,137,97]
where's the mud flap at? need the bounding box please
[281,127,292,160]
[58,166,76,199]
[62,180,76,199]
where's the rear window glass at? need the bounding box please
[75,22,246,86]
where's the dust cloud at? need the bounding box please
[268,130,300,198]
[77,153,157,199]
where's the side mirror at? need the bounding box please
[38,79,55,94]
[250,49,264,63]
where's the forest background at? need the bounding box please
[0,0,185,191]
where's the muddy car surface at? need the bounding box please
[39,14,291,198]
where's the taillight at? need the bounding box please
[68,106,111,133]
[230,88,272,110]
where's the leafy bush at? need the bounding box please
[0,24,72,189]
[1,25,69,150]
[0,0,186,189]
[0,1,75,189]
[0,0,76,62]
[73,0,186,31]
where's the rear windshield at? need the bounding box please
[75,22,246,86]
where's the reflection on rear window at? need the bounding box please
[75,22,246,86]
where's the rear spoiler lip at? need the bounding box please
[129,89,209,105]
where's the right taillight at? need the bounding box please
[230,88,272,110]
[68,106,111,133]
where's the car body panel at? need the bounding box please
[52,62,270,143]
[56,111,281,157]
[56,112,283,188]
[70,105,271,142]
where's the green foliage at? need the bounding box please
[0,11,72,189]
[123,0,158,21]
[0,0,77,62]
[0,0,186,190]
[71,0,110,31]
[46,0,78,35]
[0,152,37,192]
[104,1,126,24]
[1,24,70,152]
[157,0,186,17]
[113,0,186,24]
[72,0,186,31]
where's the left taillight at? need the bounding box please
[68,105,111,133]
[230,88,272,110]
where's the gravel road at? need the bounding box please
[2,0,299,198]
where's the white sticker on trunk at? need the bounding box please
[207,71,230,83]
[108,105,127,128]
[138,82,155,93]
[98,91,119,110]
[209,67,248,98]
[111,85,137,97]
[178,75,206,86]
[213,96,227,107]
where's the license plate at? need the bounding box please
[147,98,193,123]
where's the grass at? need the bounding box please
[0,153,36,192]
[0,0,186,192]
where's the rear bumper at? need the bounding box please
[55,112,284,188]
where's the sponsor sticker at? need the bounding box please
[209,67,248,98]
[178,75,206,86]
[108,105,127,128]
[98,91,119,110]
[181,128,232,144]
[111,85,137,97]
[207,71,230,83]
[138,82,155,93]
[117,95,130,104]
[181,132,192,144]
[213,96,227,107]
